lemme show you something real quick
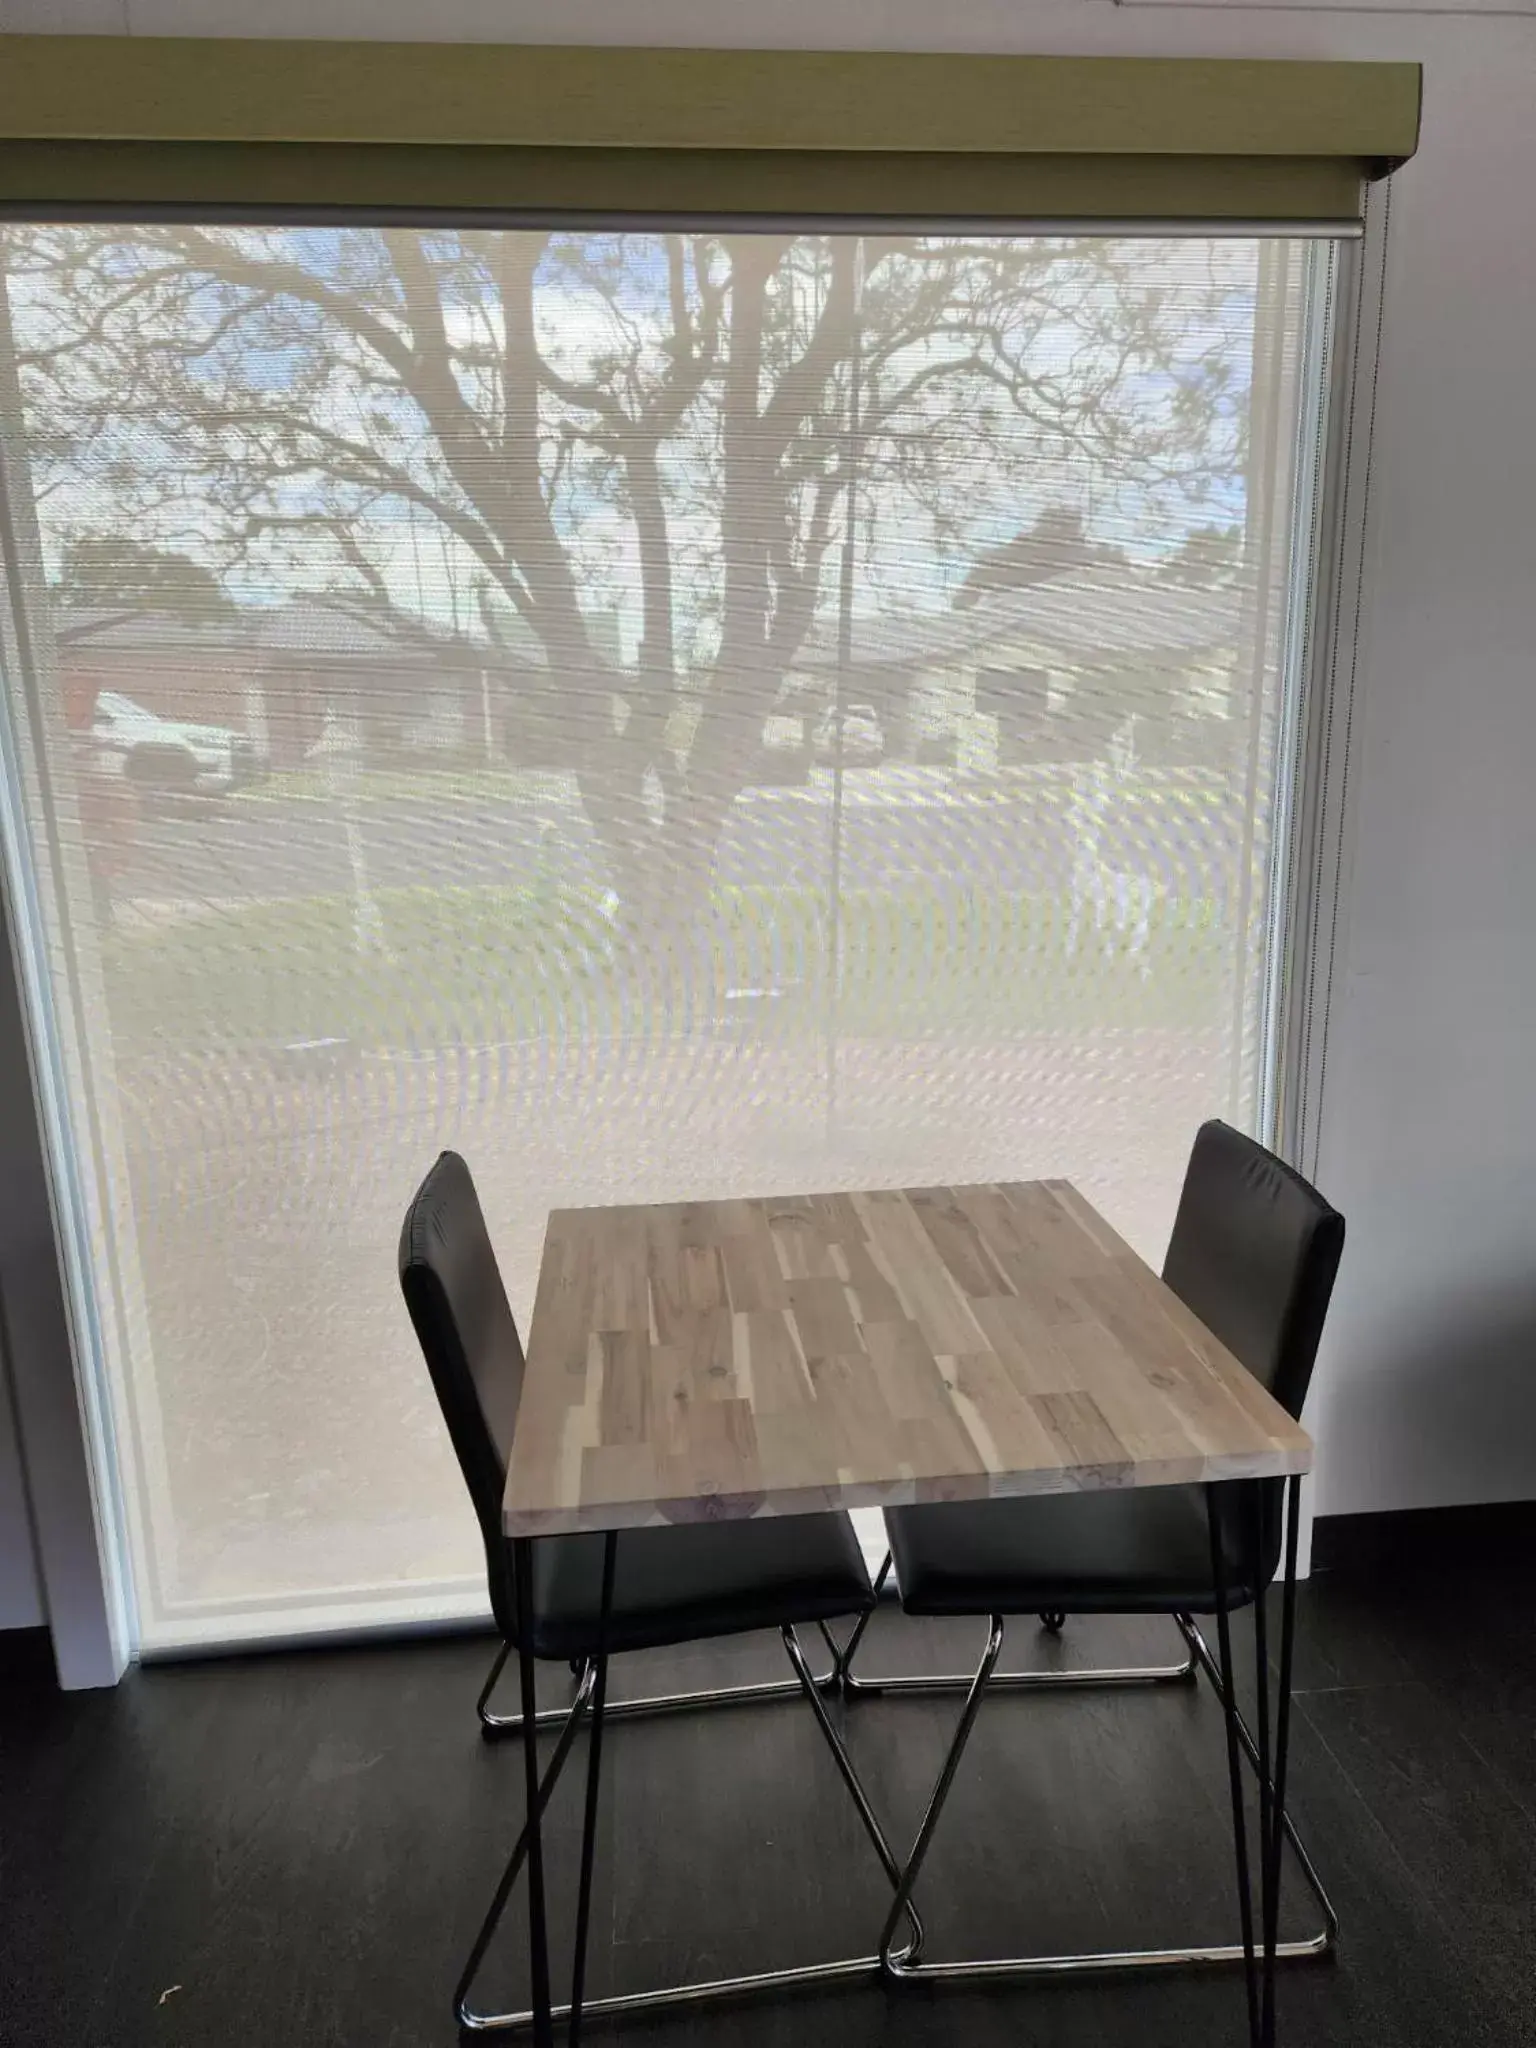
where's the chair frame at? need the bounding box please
[839,1481,1328,2048]
[836,1552,1204,1698]
[461,1532,922,2042]
[474,1620,847,1738]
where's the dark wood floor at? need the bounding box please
[2,1550,1532,2048]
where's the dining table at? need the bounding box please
[504,1177,1315,2046]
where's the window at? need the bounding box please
[0,221,1340,1644]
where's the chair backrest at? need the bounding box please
[1163,1121,1345,1587]
[398,1151,522,1640]
[1163,1120,1344,1421]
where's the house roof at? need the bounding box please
[795,572,1238,673]
[55,571,1234,682]
[53,598,540,667]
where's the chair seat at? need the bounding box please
[524,1511,874,1661]
[885,1486,1258,1619]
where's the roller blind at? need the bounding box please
[0,217,1338,1642]
[0,40,1421,224]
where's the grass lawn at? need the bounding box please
[101,880,1235,1056]
[244,762,574,808]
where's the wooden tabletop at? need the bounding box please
[504,1180,1312,1537]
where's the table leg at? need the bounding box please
[1208,1485,1260,2048]
[1262,1476,1302,2048]
[568,1532,616,2048]
[1249,1488,1273,1972]
[513,1538,553,2048]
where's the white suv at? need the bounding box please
[91,691,261,800]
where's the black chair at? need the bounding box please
[399,1151,918,2037]
[844,1122,1344,2034]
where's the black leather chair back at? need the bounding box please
[399,1151,523,1641]
[1163,1120,1344,1419]
[1163,1120,1344,1585]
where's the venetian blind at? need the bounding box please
[0,219,1333,1644]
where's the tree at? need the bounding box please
[4,224,1247,929]
[953,505,1130,609]
[1156,522,1244,589]
[53,535,235,620]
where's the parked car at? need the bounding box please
[91,691,263,800]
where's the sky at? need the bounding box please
[6,225,1317,662]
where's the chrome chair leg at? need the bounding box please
[479,1624,845,1740]
[834,1556,1335,1967]
[834,1552,1198,1696]
[475,1642,513,1727]
[822,1553,888,1687]
[779,1623,925,1966]
[1176,1614,1336,1955]
[457,1622,920,2035]
[877,1616,1006,1976]
[872,1595,1337,1988]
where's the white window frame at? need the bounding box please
[0,436,133,1684]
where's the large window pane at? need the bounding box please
[0,226,1331,1646]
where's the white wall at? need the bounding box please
[1302,43,1536,1516]
[1,0,1534,1530]
[0,1347,44,1629]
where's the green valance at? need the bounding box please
[0,40,1423,225]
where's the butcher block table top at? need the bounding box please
[503,1180,1313,1538]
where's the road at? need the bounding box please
[116,791,582,904]
[107,771,1245,908]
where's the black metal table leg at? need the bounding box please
[513,1539,554,2048]
[1208,1485,1260,2048]
[1263,1476,1302,2048]
[1249,1488,1274,1943]
[568,1532,616,2048]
